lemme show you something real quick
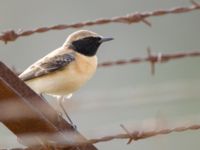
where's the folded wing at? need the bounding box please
[19,52,75,81]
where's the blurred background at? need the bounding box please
[1,0,200,149]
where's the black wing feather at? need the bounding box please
[20,52,75,81]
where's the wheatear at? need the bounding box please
[19,30,113,126]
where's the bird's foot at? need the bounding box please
[70,123,77,130]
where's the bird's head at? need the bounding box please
[63,30,113,57]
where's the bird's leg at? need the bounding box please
[59,97,80,150]
[58,96,77,129]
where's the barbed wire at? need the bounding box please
[8,123,200,148]
[98,48,200,74]
[0,1,200,44]
[81,123,200,145]
[11,49,200,75]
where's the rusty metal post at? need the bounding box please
[0,62,97,150]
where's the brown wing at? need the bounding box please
[19,52,75,81]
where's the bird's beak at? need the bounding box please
[99,37,114,43]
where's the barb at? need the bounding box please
[120,124,135,144]
[0,1,200,43]
[98,50,200,74]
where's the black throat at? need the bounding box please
[70,36,101,57]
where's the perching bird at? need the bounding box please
[19,30,113,125]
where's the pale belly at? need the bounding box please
[26,55,97,96]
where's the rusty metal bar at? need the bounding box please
[0,61,97,150]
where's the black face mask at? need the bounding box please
[70,36,102,57]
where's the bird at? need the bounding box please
[19,30,113,126]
